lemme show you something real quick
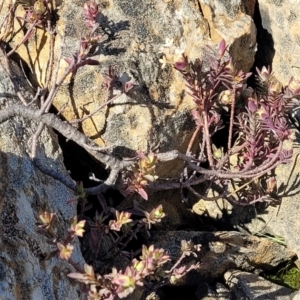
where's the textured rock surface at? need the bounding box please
[239,136,300,259]
[0,59,84,299]
[191,138,300,261]
[257,5,300,245]
[199,0,256,71]
[195,282,231,300]
[292,290,300,300]
[3,0,256,160]
[224,270,293,300]
[1,0,300,298]
[257,0,300,85]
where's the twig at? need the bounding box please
[44,26,56,89]
[7,22,37,57]
[0,104,134,170]
[70,93,122,124]
[38,33,67,115]
[186,126,201,155]
[33,156,76,190]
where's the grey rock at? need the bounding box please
[224,270,294,300]
[236,137,300,260]
[47,0,256,164]
[196,282,231,300]
[291,290,300,300]
[191,136,300,262]
[257,0,300,85]
[0,59,85,299]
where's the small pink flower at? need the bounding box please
[288,77,300,95]
[248,97,257,113]
[109,211,132,231]
[112,267,136,287]
[140,245,170,271]
[39,211,56,230]
[68,263,98,285]
[256,66,271,82]
[83,0,99,27]
[131,259,146,273]
[57,243,74,260]
[111,267,143,298]
[69,216,86,237]
[143,205,165,229]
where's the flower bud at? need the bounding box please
[174,55,190,73]
[212,144,223,159]
[256,66,271,82]
[288,77,300,95]
[218,89,234,105]
[266,177,277,193]
[269,79,282,94]
[218,39,227,57]
[248,98,257,113]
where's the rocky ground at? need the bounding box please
[1,0,300,299]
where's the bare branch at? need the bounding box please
[0,104,134,170]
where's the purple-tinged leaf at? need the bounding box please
[138,188,148,200]
[97,193,108,214]
[256,66,271,82]
[64,57,74,65]
[218,39,227,57]
[248,98,257,113]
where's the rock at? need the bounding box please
[192,195,234,221]
[236,136,300,260]
[190,131,300,261]
[224,269,294,300]
[199,0,256,71]
[195,282,231,300]
[291,290,300,300]
[146,230,295,285]
[55,0,256,153]
[0,55,85,299]
[2,0,256,168]
[257,0,300,85]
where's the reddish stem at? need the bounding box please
[202,109,214,168]
[227,87,236,150]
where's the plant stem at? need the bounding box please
[227,86,236,150]
[202,109,214,168]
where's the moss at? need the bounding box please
[262,261,300,290]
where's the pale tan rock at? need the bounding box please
[192,192,233,219]
[191,134,300,261]
[0,0,257,163]
[258,0,300,85]
[241,136,300,259]
[199,0,256,71]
